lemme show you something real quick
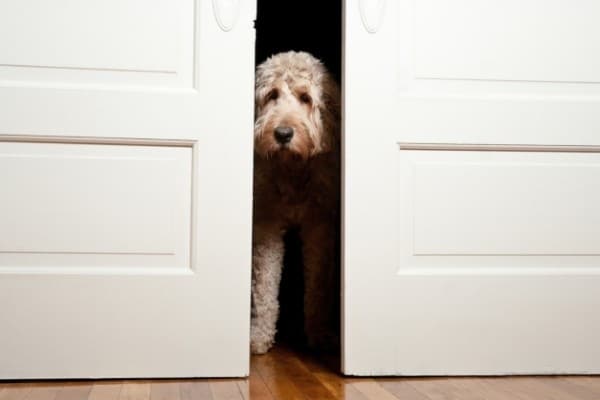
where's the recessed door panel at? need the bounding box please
[0,142,192,271]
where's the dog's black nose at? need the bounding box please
[274,126,294,144]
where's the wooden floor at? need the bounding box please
[2,346,600,400]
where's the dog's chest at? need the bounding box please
[254,170,317,225]
[275,175,309,203]
[273,176,312,221]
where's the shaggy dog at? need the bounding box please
[251,51,340,354]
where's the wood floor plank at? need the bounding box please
[482,377,565,400]
[564,377,600,395]
[281,347,339,376]
[88,382,122,400]
[524,377,592,400]
[180,381,213,400]
[574,376,600,385]
[526,377,598,400]
[24,383,62,400]
[209,381,244,400]
[351,380,399,400]
[150,381,180,400]
[565,376,600,384]
[0,384,33,400]
[287,347,365,399]
[236,381,249,400]
[253,354,306,400]
[406,378,485,400]
[378,379,431,400]
[315,372,368,400]
[246,363,273,400]
[119,382,150,400]
[477,378,532,400]
[268,347,336,400]
[292,353,330,374]
[55,383,92,400]
[449,378,522,400]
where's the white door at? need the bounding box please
[343,0,600,375]
[0,0,255,378]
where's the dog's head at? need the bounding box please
[254,51,340,162]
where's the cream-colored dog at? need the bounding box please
[251,51,340,354]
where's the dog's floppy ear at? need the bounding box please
[318,73,341,153]
[254,63,270,114]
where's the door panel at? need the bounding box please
[398,149,600,269]
[0,0,194,87]
[394,0,600,146]
[344,0,600,375]
[413,0,600,82]
[0,142,191,271]
[0,0,255,378]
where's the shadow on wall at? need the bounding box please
[254,0,342,348]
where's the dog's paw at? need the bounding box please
[250,337,274,354]
[250,327,275,354]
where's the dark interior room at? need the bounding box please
[254,0,343,351]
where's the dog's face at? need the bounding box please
[254,52,339,162]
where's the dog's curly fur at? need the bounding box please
[251,51,340,354]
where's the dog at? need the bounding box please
[251,51,340,354]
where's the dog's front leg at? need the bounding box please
[250,224,284,354]
[301,222,337,350]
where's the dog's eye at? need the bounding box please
[299,93,312,104]
[266,89,279,102]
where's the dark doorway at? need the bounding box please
[255,0,342,82]
[254,0,342,352]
